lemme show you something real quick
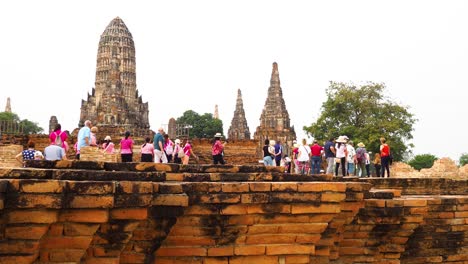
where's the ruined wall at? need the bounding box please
[0,161,466,264]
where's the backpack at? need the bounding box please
[55,131,64,147]
[356,148,365,163]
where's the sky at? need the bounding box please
[0,1,467,161]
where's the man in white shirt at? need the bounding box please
[346,141,356,176]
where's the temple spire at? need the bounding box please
[78,17,150,135]
[253,62,296,156]
[228,89,251,140]
[214,105,219,119]
[5,97,11,112]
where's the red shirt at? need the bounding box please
[311,144,323,157]
[381,144,390,157]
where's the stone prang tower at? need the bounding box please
[79,17,150,134]
[253,62,296,155]
[228,89,251,140]
[5,97,11,113]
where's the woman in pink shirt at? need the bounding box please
[182,139,198,165]
[102,135,115,154]
[120,131,134,162]
[140,137,154,162]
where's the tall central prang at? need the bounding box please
[254,62,296,155]
[79,17,150,134]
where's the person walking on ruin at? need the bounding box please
[310,140,323,174]
[153,127,168,163]
[365,151,371,177]
[355,142,367,177]
[15,140,37,167]
[90,126,99,146]
[49,124,68,149]
[182,139,198,165]
[212,133,226,165]
[292,141,299,173]
[120,131,134,162]
[324,137,336,174]
[334,136,347,177]
[76,120,92,160]
[346,141,356,176]
[44,141,67,161]
[373,153,382,177]
[140,137,154,162]
[173,139,183,164]
[380,137,391,177]
[274,140,283,166]
[263,139,274,166]
[164,134,174,163]
[102,136,115,154]
[297,138,311,174]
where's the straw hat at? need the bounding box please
[336,136,347,143]
[214,132,223,138]
[175,139,181,144]
[357,142,365,147]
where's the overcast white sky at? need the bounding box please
[0,1,467,161]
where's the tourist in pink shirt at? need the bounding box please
[140,137,154,162]
[49,124,68,149]
[120,131,134,162]
[182,139,198,165]
[102,135,115,154]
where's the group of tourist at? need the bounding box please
[14,120,391,177]
[287,136,391,177]
[15,123,69,165]
[75,120,199,164]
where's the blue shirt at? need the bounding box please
[153,133,165,151]
[77,126,91,151]
[324,141,335,158]
[274,143,282,160]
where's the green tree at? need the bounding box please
[304,82,416,161]
[460,153,468,167]
[408,154,438,171]
[176,110,223,138]
[0,112,43,134]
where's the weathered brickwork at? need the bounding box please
[0,162,466,263]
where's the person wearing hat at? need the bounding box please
[212,132,226,165]
[334,136,348,177]
[102,135,115,154]
[355,142,367,177]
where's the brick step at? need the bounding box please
[369,188,402,199]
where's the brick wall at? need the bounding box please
[0,162,466,263]
[0,145,22,167]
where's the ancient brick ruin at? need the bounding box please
[254,62,296,155]
[228,89,251,140]
[78,17,150,137]
[0,161,466,264]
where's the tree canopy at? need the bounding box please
[176,110,223,139]
[304,82,416,161]
[408,154,438,171]
[459,153,468,167]
[0,112,43,135]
